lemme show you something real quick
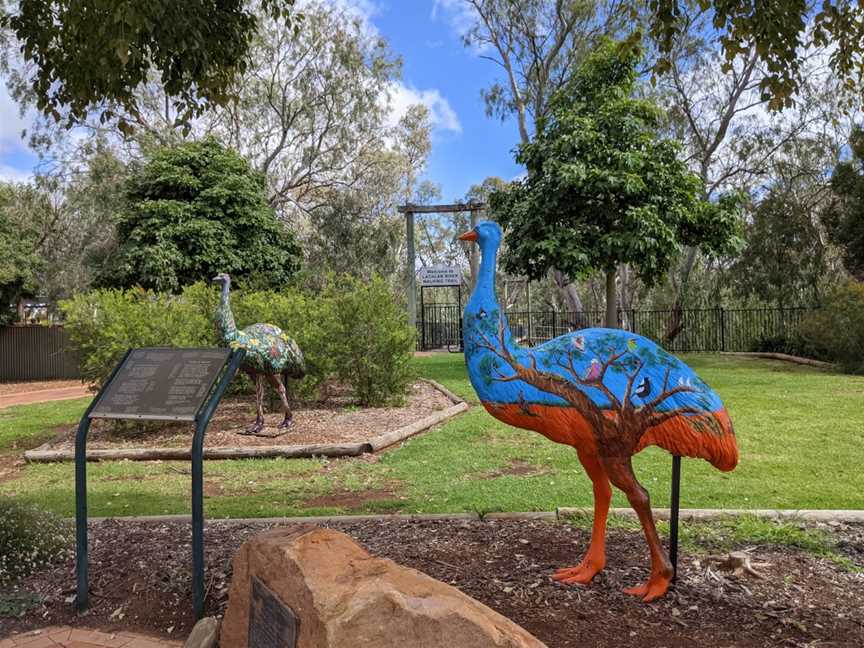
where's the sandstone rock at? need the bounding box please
[221,524,547,648]
[184,616,219,648]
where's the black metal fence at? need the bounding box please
[417,304,814,353]
[0,326,80,381]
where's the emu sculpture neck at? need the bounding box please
[465,235,515,352]
[216,282,238,342]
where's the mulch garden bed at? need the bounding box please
[3,518,863,647]
[30,380,453,451]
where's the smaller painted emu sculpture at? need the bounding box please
[459,222,738,602]
[211,273,306,435]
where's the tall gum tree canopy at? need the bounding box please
[1,0,297,133]
[647,0,864,111]
[490,38,742,327]
[823,127,864,282]
[98,137,301,292]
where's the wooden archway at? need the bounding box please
[397,202,485,328]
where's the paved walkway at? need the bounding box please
[0,627,182,648]
[0,386,91,410]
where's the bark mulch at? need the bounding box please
[2,518,863,647]
[34,381,452,451]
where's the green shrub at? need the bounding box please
[62,275,415,404]
[61,287,213,386]
[0,497,72,585]
[799,281,864,373]
[749,333,828,361]
[322,275,415,406]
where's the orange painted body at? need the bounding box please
[484,401,738,472]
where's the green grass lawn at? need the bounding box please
[1,354,862,518]
[0,397,91,452]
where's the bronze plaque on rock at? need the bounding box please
[89,348,230,422]
[249,576,299,648]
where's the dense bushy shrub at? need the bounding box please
[0,497,72,585]
[61,288,213,385]
[799,281,864,374]
[62,276,415,404]
[322,275,416,406]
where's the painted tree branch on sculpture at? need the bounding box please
[473,315,717,447]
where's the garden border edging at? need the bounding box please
[85,507,864,525]
[720,351,836,369]
[22,378,469,463]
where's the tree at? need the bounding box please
[33,140,128,304]
[733,193,831,308]
[301,149,404,288]
[211,2,400,214]
[457,0,631,313]
[490,39,741,328]
[823,128,864,282]
[0,183,45,324]
[648,1,864,111]
[98,137,301,292]
[1,0,297,133]
[649,4,852,334]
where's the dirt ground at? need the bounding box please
[35,380,453,451]
[0,380,84,396]
[2,518,862,647]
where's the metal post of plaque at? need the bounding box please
[75,347,245,619]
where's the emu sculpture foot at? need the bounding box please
[551,560,605,585]
[623,572,672,603]
[242,419,265,436]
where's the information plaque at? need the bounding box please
[88,347,231,421]
[249,576,299,648]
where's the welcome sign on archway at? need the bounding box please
[418,264,464,351]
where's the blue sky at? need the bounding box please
[0,0,525,197]
[373,0,524,199]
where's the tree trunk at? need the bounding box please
[552,269,587,327]
[605,269,617,328]
[664,247,698,343]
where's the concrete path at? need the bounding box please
[0,386,91,410]
[0,627,182,647]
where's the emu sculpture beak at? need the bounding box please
[458,230,478,242]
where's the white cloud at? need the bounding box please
[431,0,478,40]
[387,82,462,133]
[0,84,32,155]
[301,0,381,31]
[0,163,33,184]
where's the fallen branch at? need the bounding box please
[708,551,770,579]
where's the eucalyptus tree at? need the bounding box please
[210,2,401,215]
[652,3,855,330]
[823,128,864,282]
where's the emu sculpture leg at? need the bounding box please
[553,450,611,585]
[266,373,293,430]
[601,456,673,602]
[245,373,265,435]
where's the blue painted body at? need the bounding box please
[462,222,724,418]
